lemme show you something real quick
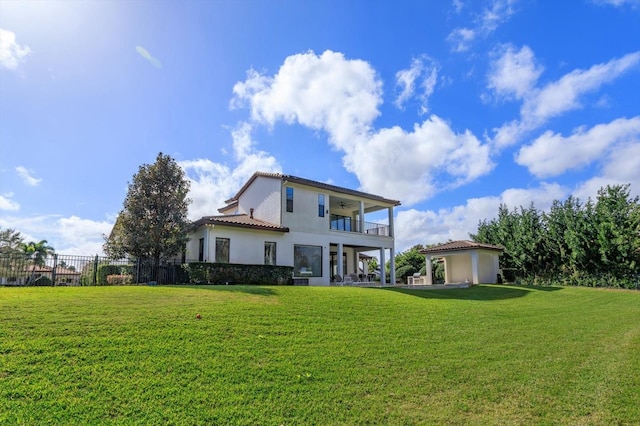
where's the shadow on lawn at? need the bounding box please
[170,285,277,296]
[382,284,563,301]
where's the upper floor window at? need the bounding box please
[318,194,325,217]
[286,187,294,212]
[215,237,230,263]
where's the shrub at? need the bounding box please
[181,263,294,285]
[106,274,133,285]
[395,265,417,283]
[30,275,52,286]
[97,264,133,285]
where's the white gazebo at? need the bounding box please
[419,240,503,285]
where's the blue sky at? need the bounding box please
[1,0,639,255]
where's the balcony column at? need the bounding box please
[337,243,344,278]
[359,201,365,233]
[379,248,386,285]
[389,247,396,285]
[388,206,394,237]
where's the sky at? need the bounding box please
[1,0,640,256]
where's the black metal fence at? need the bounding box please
[0,254,181,286]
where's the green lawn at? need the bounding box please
[1,285,639,425]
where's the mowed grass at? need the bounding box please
[1,285,639,425]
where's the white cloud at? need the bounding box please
[448,0,517,52]
[593,0,640,6]
[0,193,19,211]
[452,0,464,13]
[179,122,281,220]
[135,45,162,68]
[351,116,494,205]
[0,215,113,255]
[487,44,542,100]
[394,182,567,251]
[231,50,492,206]
[491,50,640,148]
[394,56,439,113]
[447,27,476,53]
[232,50,382,143]
[516,116,640,178]
[480,0,517,34]
[573,141,640,201]
[0,28,31,70]
[15,166,42,186]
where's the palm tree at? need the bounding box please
[22,240,55,285]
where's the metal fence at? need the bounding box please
[0,254,181,286]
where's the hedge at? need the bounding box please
[181,262,294,285]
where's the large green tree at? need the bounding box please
[594,184,640,278]
[472,183,640,287]
[104,153,191,265]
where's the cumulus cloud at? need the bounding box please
[394,182,567,251]
[490,50,640,148]
[231,49,492,206]
[351,116,493,205]
[0,193,20,211]
[394,56,439,113]
[179,122,281,220]
[15,166,42,186]
[487,44,542,100]
[135,45,162,68]
[0,28,31,70]
[0,215,113,255]
[516,116,640,178]
[573,142,640,201]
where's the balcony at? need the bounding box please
[330,215,390,236]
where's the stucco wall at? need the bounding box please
[281,183,328,234]
[238,175,281,225]
[446,254,473,283]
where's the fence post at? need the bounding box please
[51,254,58,286]
[93,255,99,285]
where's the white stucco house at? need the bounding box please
[418,240,504,285]
[185,172,401,286]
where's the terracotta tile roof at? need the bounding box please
[191,214,289,232]
[225,171,401,206]
[420,240,504,254]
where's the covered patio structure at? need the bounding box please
[419,240,503,285]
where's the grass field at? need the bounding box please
[1,284,639,425]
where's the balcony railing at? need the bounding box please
[330,215,390,236]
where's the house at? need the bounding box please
[185,172,401,286]
[418,240,503,285]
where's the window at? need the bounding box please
[318,194,325,217]
[331,214,352,232]
[264,242,276,265]
[286,187,294,212]
[294,244,322,277]
[215,238,230,263]
[198,238,204,262]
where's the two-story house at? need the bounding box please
[185,172,401,286]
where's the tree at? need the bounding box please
[22,240,54,266]
[0,227,24,256]
[22,240,55,285]
[594,184,640,278]
[104,153,191,269]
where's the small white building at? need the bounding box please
[185,172,401,286]
[419,240,504,285]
